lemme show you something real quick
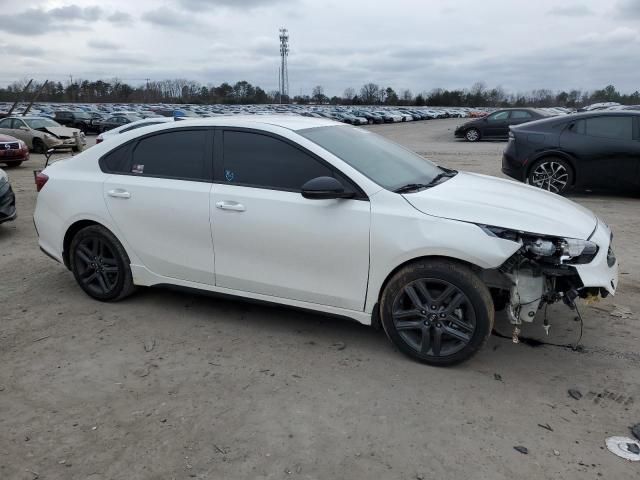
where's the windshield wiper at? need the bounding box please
[393,183,430,193]
[393,170,458,194]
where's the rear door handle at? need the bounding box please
[108,189,131,199]
[215,201,245,212]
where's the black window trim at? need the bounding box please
[215,127,369,201]
[98,126,215,183]
[570,114,636,141]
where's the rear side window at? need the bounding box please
[222,130,333,191]
[511,110,532,119]
[131,129,209,181]
[584,116,633,140]
[101,144,130,173]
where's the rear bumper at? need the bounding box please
[501,152,526,181]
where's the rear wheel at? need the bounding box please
[32,138,46,154]
[465,128,480,142]
[380,260,494,366]
[70,225,135,301]
[527,157,573,194]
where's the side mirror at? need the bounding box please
[19,126,29,130]
[301,176,354,200]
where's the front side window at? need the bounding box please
[130,129,209,181]
[298,125,442,191]
[0,119,12,128]
[222,130,333,191]
[585,116,633,140]
[488,111,509,121]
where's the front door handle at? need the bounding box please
[216,201,245,212]
[108,189,131,199]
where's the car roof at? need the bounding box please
[134,115,341,132]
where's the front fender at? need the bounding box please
[366,192,521,313]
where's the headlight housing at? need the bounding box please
[480,225,598,265]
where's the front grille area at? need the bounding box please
[0,142,20,150]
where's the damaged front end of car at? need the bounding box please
[479,220,618,341]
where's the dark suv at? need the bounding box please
[54,111,100,134]
[502,111,640,194]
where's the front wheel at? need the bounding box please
[380,260,494,366]
[70,225,135,301]
[527,157,573,194]
[4,161,23,168]
[465,128,480,142]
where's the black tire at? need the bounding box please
[465,128,480,142]
[32,138,46,154]
[380,259,494,366]
[70,225,135,302]
[527,157,573,195]
[4,161,23,168]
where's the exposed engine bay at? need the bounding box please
[480,224,615,341]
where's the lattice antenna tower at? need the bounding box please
[279,27,289,103]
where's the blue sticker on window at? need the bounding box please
[224,170,235,182]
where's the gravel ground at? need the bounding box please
[1,119,638,480]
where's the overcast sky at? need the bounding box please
[0,0,638,96]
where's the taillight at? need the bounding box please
[96,137,103,144]
[35,172,49,192]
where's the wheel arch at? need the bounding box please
[62,219,130,270]
[370,255,485,329]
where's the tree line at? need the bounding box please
[1,78,638,108]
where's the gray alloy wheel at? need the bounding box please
[465,128,480,142]
[70,225,135,301]
[391,278,476,357]
[528,158,572,194]
[380,260,493,366]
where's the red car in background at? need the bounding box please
[0,133,29,167]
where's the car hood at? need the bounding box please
[0,134,19,142]
[38,126,78,138]
[402,171,597,239]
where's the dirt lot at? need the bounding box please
[1,119,638,479]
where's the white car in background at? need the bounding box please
[33,116,618,366]
[96,117,175,144]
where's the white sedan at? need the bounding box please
[33,116,618,366]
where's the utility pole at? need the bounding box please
[279,28,289,104]
[23,80,49,116]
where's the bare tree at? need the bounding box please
[343,87,355,101]
[312,85,326,103]
[360,83,380,105]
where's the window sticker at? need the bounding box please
[224,169,235,182]
[132,164,144,174]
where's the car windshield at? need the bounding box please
[298,125,443,191]
[24,118,62,129]
[74,112,91,119]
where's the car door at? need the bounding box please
[560,115,638,189]
[102,127,216,285]
[483,111,510,137]
[210,128,371,311]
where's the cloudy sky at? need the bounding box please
[0,0,639,96]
